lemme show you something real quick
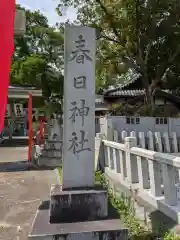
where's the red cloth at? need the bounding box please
[0,0,16,132]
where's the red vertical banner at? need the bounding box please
[28,94,33,166]
[0,0,16,132]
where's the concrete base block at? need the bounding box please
[38,156,62,167]
[29,201,128,240]
[50,185,108,223]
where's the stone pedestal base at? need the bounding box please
[50,185,107,223]
[38,156,62,167]
[42,149,62,158]
[29,207,127,240]
[37,139,62,168]
[29,185,128,239]
[44,140,62,150]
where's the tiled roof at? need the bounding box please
[114,71,141,89]
[9,85,36,90]
[107,89,172,97]
[106,69,141,92]
[95,95,104,104]
[109,89,145,96]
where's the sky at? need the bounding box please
[16,0,77,26]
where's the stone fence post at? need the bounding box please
[125,137,139,184]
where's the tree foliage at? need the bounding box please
[57,0,180,96]
[11,5,64,100]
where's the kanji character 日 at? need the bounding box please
[73,76,86,89]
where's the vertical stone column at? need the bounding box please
[38,117,63,167]
[63,26,96,189]
[14,9,26,36]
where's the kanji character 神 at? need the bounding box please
[69,99,89,126]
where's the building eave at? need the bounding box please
[8,86,42,98]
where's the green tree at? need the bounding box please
[57,0,180,100]
[11,5,64,100]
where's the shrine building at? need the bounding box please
[2,85,42,138]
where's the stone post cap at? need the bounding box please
[125,137,137,147]
[125,136,136,142]
[14,9,26,36]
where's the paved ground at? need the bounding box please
[0,147,58,240]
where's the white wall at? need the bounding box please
[99,116,180,137]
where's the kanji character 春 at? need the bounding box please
[68,35,92,64]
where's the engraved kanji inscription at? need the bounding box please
[49,143,56,150]
[15,104,22,116]
[52,133,58,140]
[69,99,89,126]
[74,76,86,89]
[68,130,91,155]
[68,35,92,64]
[47,151,54,157]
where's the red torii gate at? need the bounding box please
[28,93,45,166]
[0,3,44,167]
[0,0,16,132]
[0,2,25,132]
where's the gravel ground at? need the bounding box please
[0,147,57,240]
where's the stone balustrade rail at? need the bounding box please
[97,136,180,223]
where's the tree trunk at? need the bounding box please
[147,79,162,116]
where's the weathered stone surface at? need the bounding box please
[63,26,96,189]
[44,140,63,151]
[47,119,63,141]
[41,149,62,158]
[38,156,62,167]
[29,204,128,240]
[49,185,108,223]
[14,9,26,36]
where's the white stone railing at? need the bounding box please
[104,117,180,153]
[116,130,180,153]
[101,137,180,223]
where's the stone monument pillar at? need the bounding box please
[14,9,26,36]
[38,117,63,167]
[62,27,95,189]
[29,26,128,240]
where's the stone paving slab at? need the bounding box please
[0,147,58,240]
